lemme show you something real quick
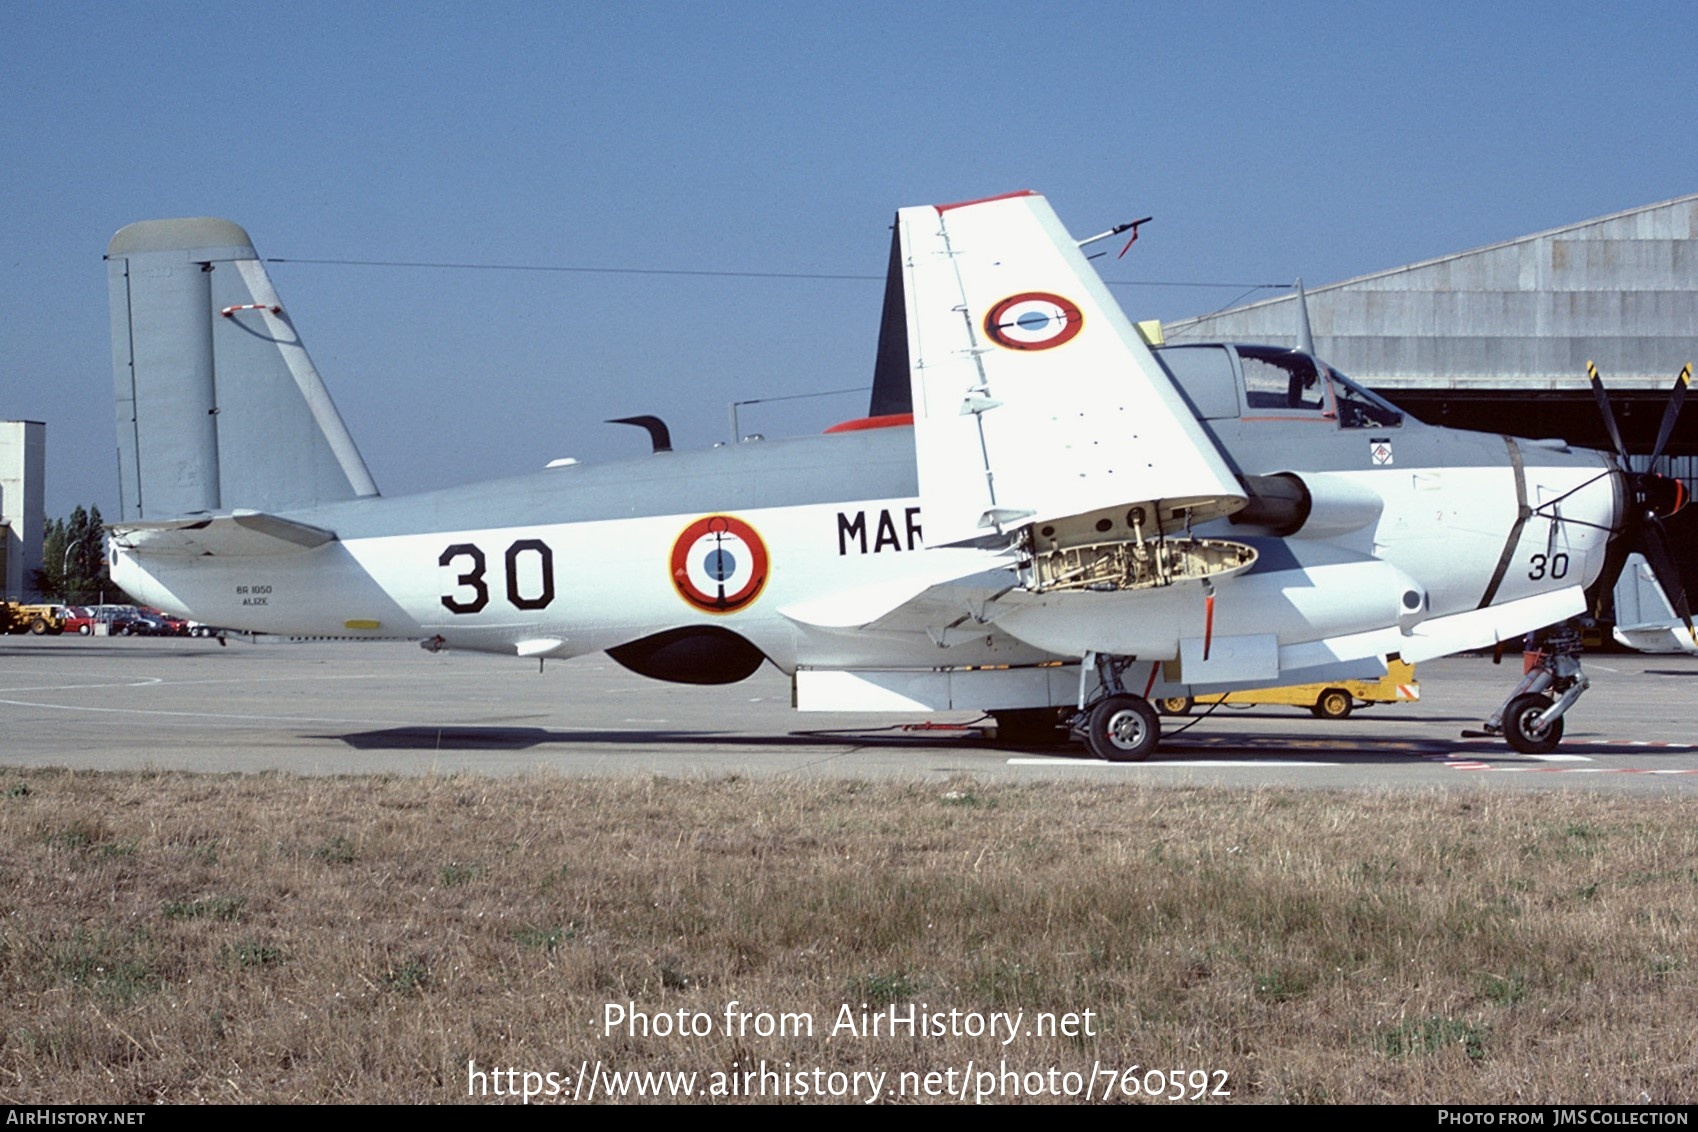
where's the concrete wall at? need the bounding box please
[0,421,46,599]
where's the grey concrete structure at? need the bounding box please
[1163,194,1698,473]
[0,420,46,599]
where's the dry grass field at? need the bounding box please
[0,767,1693,1104]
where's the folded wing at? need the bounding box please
[898,191,1245,550]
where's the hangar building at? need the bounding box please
[1162,192,1698,484]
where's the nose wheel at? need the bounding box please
[1084,694,1161,762]
[1503,693,1564,754]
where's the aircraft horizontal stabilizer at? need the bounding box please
[898,192,1244,549]
[109,510,336,558]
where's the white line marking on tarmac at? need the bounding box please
[1525,754,1593,761]
[0,672,389,694]
[1007,758,1341,767]
[0,678,166,693]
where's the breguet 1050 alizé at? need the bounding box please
[104,191,1689,760]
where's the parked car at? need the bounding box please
[120,609,177,636]
[88,604,142,635]
[150,609,190,635]
[60,605,97,635]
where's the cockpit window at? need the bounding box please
[1239,347,1327,413]
[1327,366,1404,429]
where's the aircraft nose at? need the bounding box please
[1637,471,1687,519]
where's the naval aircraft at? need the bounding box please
[104,191,1688,760]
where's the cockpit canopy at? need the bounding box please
[1155,343,1404,430]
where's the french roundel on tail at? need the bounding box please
[896,192,1244,549]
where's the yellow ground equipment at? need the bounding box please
[1158,659,1418,720]
[1,602,65,635]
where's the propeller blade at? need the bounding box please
[1587,360,1629,462]
[1640,516,1696,644]
[1648,362,1691,463]
[1589,535,1633,621]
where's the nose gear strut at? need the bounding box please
[1464,620,1591,754]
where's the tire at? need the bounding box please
[1158,696,1193,716]
[1312,688,1353,720]
[29,618,49,635]
[1504,692,1563,754]
[77,624,92,635]
[1085,695,1161,762]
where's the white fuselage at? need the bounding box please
[113,425,1620,694]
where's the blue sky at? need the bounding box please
[4,1,1695,517]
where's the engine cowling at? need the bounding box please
[1232,472,1384,540]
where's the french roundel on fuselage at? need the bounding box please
[669,515,769,613]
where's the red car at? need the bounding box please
[60,606,97,635]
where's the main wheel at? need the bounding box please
[1504,693,1563,754]
[1158,696,1194,716]
[1311,688,1353,720]
[1085,695,1161,762]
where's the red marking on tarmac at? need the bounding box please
[1450,766,1698,776]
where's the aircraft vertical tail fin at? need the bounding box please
[867,225,912,417]
[107,218,379,521]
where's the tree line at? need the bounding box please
[34,505,130,604]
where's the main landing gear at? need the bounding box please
[1068,653,1162,762]
[1082,694,1161,761]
